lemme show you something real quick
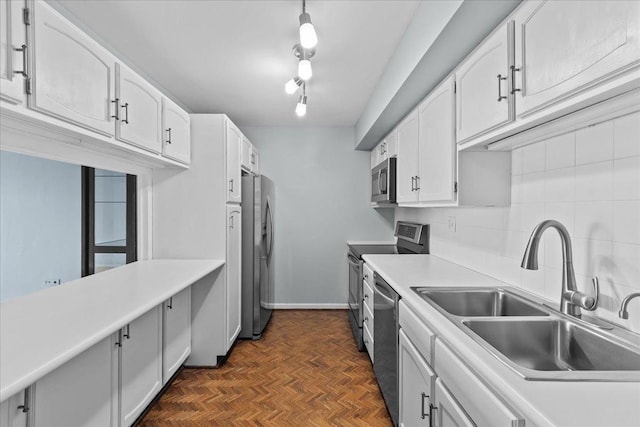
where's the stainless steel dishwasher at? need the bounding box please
[373,272,400,426]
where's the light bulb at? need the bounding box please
[296,95,307,117]
[299,12,317,49]
[285,77,303,94]
[298,59,312,80]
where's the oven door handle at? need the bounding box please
[347,254,361,267]
[374,282,397,305]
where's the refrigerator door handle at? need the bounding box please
[266,199,274,261]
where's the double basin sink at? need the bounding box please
[412,287,640,381]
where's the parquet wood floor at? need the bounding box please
[138,310,392,426]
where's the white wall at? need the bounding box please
[0,151,82,301]
[242,127,395,307]
[396,112,640,333]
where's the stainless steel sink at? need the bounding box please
[464,319,640,377]
[410,286,640,381]
[413,287,549,317]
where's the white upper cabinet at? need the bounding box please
[455,22,513,143]
[120,306,162,427]
[226,120,242,203]
[396,109,420,204]
[116,63,163,154]
[30,0,116,136]
[250,145,259,174]
[0,0,26,104]
[241,136,259,174]
[162,97,190,164]
[418,76,456,203]
[513,0,640,117]
[371,129,398,168]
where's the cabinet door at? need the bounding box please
[226,121,242,203]
[455,22,513,143]
[241,136,251,171]
[399,330,435,427]
[31,1,116,136]
[433,378,474,427]
[396,110,420,204]
[226,206,242,349]
[32,335,118,427]
[163,287,191,384]
[418,76,456,203]
[162,97,190,164]
[116,64,162,153]
[249,145,259,174]
[386,128,398,158]
[514,0,640,117]
[0,389,29,427]
[0,0,26,104]
[120,306,162,427]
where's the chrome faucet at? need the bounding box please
[619,293,640,319]
[521,220,597,318]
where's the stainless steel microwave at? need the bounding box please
[371,158,396,204]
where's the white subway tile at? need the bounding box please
[613,242,640,290]
[502,230,527,261]
[544,202,575,233]
[572,238,613,279]
[511,148,523,176]
[546,132,575,170]
[502,258,522,287]
[522,143,546,174]
[521,203,546,236]
[613,156,640,201]
[503,204,523,232]
[522,268,545,298]
[574,201,613,241]
[544,167,575,202]
[521,172,545,203]
[614,112,640,159]
[574,161,613,202]
[576,121,614,165]
[510,174,522,204]
[613,200,640,245]
[543,202,575,269]
[544,267,563,304]
[545,233,564,269]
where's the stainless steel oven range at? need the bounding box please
[346,221,429,352]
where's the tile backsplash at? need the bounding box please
[396,111,640,333]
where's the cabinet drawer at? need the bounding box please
[399,301,435,365]
[363,280,374,314]
[363,263,374,288]
[363,302,374,338]
[363,322,374,363]
[434,338,524,427]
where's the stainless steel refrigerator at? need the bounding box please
[240,173,274,339]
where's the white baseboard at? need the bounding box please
[266,303,349,310]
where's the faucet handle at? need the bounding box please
[563,276,599,311]
[586,276,600,311]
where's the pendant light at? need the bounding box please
[298,58,312,81]
[296,84,307,117]
[285,77,303,94]
[299,0,317,49]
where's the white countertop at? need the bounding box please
[363,254,640,427]
[0,259,224,400]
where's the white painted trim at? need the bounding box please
[266,303,349,310]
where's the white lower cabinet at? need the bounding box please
[119,305,163,426]
[0,389,30,427]
[31,336,118,427]
[399,329,435,427]
[162,287,191,384]
[399,302,525,427]
[432,379,474,427]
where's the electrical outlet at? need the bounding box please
[448,216,456,232]
[43,279,61,287]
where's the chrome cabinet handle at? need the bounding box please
[115,329,123,347]
[111,98,120,120]
[121,102,129,124]
[415,176,420,191]
[17,388,30,413]
[411,176,415,191]
[166,128,172,144]
[167,297,173,310]
[510,65,521,95]
[429,404,437,424]
[123,324,131,340]
[421,392,429,419]
[230,215,234,229]
[497,74,507,102]
[13,44,28,77]
[229,179,234,193]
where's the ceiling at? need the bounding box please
[52,0,420,128]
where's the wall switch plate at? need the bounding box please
[448,216,457,232]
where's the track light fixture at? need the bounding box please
[284,0,318,116]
